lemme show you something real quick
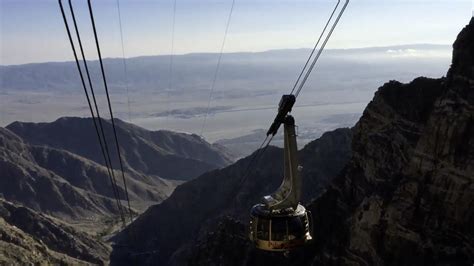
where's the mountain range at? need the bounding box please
[6,117,233,181]
[0,44,450,93]
[0,116,237,263]
[1,117,233,222]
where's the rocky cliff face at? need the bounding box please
[7,117,233,181]
[111,127,353,265]
[112,18,474,266]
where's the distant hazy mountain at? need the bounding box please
[0,45,450,93]
[7,117,234,181]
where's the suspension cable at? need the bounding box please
[116,0,133,123]
[68,0,124,215]
[224,134,273,206]
[290,0,341,95]
[236,0,349,196]
[58,0,125,223]
[294,0,349,98]
[165,0,177,126]
[68,0,124,223]
[237,135,273,189]
[87,0,133,223]
[199,0,235,137]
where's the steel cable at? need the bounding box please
[290,0,341,95]
[88,0,133,223]
[165,0,177,127]
[294,0,349,98]
[236,0,349,197]
[58,0,125,223]
[116,0,133,123]
[199,0,236,137]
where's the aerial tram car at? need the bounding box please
[248,95,312,251]
[248,0,349,252]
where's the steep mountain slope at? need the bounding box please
[7,117,233,181]
[0,126,175,221]
[0,198,110,265]
[111,127,353,265]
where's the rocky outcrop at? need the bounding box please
[0,198,110,265]
[7,117,234,180]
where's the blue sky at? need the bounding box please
[1,0,473,65]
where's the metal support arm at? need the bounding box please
[263,115,301,211]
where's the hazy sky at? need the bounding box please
[1,0,473,65]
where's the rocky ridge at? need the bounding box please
[7,117,234,181]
